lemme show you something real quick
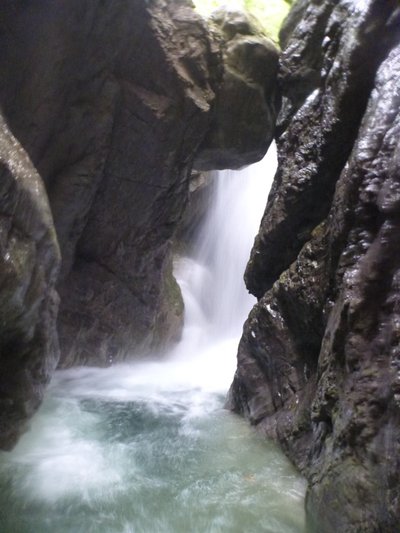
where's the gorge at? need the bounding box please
[0,146,306,533]
[1,0,400,531]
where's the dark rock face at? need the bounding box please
[0,114,60,450]
[194,9,280,170]
[54,1,220,366]
[229,1,400,531]
[245,0,400,298]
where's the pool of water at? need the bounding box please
[0,360,306,533]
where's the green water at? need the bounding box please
[0,363,305,533]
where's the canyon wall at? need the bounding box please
[228,0,400,531]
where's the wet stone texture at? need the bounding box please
[0,0,221,367]
[228,1,400,531]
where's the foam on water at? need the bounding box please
[0,145,307,533]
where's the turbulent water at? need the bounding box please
[0,145,306,533]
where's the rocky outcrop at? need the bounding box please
[228,0,400,531]
[0,114,60,450]
[194,9,280,170]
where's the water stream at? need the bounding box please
[0,146,306,533]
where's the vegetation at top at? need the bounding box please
[193,0,292,43]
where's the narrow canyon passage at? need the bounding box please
[0,147,306,533]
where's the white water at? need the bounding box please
[0,145,306,533]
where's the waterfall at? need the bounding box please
[0,145,306,533]
[186,149,275,336]
[168,143,278,393]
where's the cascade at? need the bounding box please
[0,145,306,533]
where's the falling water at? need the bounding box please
[0,145,306,533]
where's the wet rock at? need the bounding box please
[228,222,329,468]
[230,0,400,530]
[245,0,400,298]
[279,0,309,50]
[194,8,280,170]
[0,0,283,368]
[0,114,60,449]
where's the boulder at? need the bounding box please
[194,8,280,170]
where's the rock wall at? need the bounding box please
[228,0,400,531]
[0,114,60,450]
[0,2,279,447]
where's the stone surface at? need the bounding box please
[56,0,220,365]
[229,0,400,531]
[245,0,399,298]
[194,8,280,170]
[0,114,60,450]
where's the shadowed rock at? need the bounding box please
[245,0,400,299]
[0,0,281,368]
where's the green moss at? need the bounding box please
[164,264,184,318]
[193,0,290,42]
[152,254,184,350]
[311,221,327,239]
